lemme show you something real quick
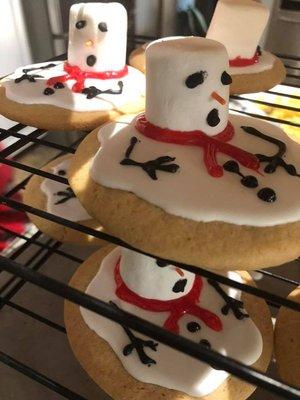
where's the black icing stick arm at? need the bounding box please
[120,137,180,180]
[208,279,249,320]
[110,302,158,366]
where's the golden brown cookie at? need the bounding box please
[129,46,285,95]
[23,154,106,245]
[0,85,144,132]
[64,245,273,400]
[69,126,300,271]
[274,286,300,387]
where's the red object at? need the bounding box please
[47,62,129,93]
[229,51,260,67]
[135,114,260,178]
[114,259,222,334]
[0,144,13,194]
[0,193,27,252]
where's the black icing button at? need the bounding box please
[221,71,232,85]
[199,339,211,349]
[57,169,66,176]
[54,82,65,89]
[241,176,258,188]
[86,55,97,67]
[187,322,201,333]
[257,188,277,203]
[44,87,55,96]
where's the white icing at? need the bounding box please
[1,61,145,112]
[41,158,91,222]
[91,114,300,227]
[68,3,127,72]
[229,51,275,75]
[146,37,230,135]
[120,248,195,300]
[81,247,263,397]
[206,0,270,60]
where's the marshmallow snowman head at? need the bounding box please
[206,0,270,60]
[119,248,195,301]
[145,37,230,135]
[68,2,127,72]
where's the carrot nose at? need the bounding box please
[85,40,94,47]
[174,267,184,277]
[211,91,226,105]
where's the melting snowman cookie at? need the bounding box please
[0,2,145,131]
[81,247,263,397]
[41,158,90,222]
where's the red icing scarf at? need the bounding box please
[114,259,222,334]
[135,114,260,178]
[229,51,260,67]
[47,62,128,93]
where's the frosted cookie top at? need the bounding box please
[146,37,230,135]
[68,2,127,72]
[81,247,263,397]
[207,0,270,62]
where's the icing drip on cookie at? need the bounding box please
[81,247,263,397]
[41,158,91,222]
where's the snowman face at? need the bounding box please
[145,37,231,135]
[119,249,195,301]
[68,2,127,72]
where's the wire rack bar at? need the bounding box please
[257,269,300,286]
[0,129,46,158]
[229,108,300,127]
[0,351,88,400]
[0,256,299,399]
[266,90,300,99]
[230,95,300,112]
[1,195,299,313]
[2,298,66,333]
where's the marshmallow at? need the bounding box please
[145,37,230,135]
[207,0,270,60]
[68,2,127,72]
[119,248,195,301]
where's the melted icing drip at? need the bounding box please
[115,259,222,334]
[242,126,300,177]
[110,302,158,366]
[46,62,128,93]
[54,187,76,205]
[44,87,55,96]
[229,51,260,67]
[187,321,201,332]
[135,114,260,178]
[208,280,249,320]
[23,63,57,73]
[120,137,180,180]
[82,81,123,99]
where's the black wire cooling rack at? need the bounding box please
[0,40,299,400]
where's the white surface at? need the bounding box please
[145,37,229,134]
[207,0,270,60]
[82,247,262,397]
[91,114,300,227]
[2,61,145,112]
[68,2,127,72]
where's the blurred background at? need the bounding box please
[1,0,300,75]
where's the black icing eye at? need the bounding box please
[156,259,169,268]
[98,22,108,32]
[58,169,66,176]
[185,71,207,89]
[221,71,232,85]
[76,20,86,29]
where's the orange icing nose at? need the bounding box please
[85,40,94,47]
[174,267,184,277]
[211,91,226,105]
